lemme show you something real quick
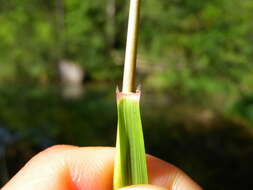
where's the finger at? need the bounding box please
[147,156,202,190]
[120,184,167,190]
[3,145,115,190]
[2,146,202,190]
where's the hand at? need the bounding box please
[2,146,202,190]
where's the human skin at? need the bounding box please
[2,145,202,190]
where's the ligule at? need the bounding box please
[113,89,148,190]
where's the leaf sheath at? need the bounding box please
[113,90,148,190]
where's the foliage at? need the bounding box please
[0,0,252,89]
[114,91,148,189]
[143,0,253,99]
[1,1,253,189]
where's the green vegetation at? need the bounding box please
[1,0,253,87]
[1,0,253,118]
[114,0,148,188]
[1,0,253,189]
[114,91,148,189]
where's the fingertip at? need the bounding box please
[3,146,116,190]
[65,147,115,190]
[170,172,203,190]
[147,156,202,190]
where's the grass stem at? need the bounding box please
[122,0,141,93]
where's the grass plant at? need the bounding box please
[113,0,148,189]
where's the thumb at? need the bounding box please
[119,185,167,190]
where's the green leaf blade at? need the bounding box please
[113,90,148,190]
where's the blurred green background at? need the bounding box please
[1,0,253,189]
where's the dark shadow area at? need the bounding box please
[1,84,253,190]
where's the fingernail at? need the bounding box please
[119,184,167,190]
